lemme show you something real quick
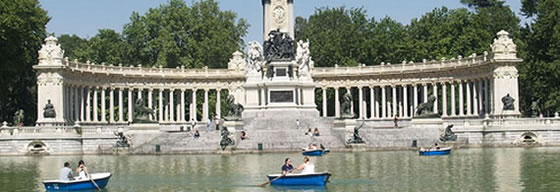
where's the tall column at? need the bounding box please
[335,88,340,118]
[100,88,106,123]
[442,83,448,117]
[180,89,186,122]
[473,80,479,116]
[433,83,438,113]
[451,82,456,116]
[158,89,163,122]
[118,88,123,122]
[86,87,91,122]
[459,81,464,116]
[203,89,209,121]
[73,86,79,121]
[347,87,353,116]
[148,88,153,120]
[466,81,472,116]
[137,88,142,99]
[484,80,489,114]
[359,87,364,118]
[392,85,397,117]
[370,86,375,119]
[403,85,408,118]
[413,84,418,116]
[128,88,133,122]
[192,89,198,121]
[169,89,175,122]
[487,79,493,114]
[381,86,386,118]
[110,88,115,123]
[322,88,327,117]
[93,87,98,122]
[374,87,379,118]
[80,87,85,121]
[476,80,482,116]
[423,84,428,103]
[216,89,221,119]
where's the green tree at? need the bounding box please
[460,0,504,8]
[122,0,248,68]
[57,34,88,60]
[0,0,49,125]
[80,29,126,65]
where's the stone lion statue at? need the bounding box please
[415,95,438,117]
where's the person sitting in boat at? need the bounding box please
[194,130,200,139]
[281,157,294,175]
[240,131,249,140]
[433,143,440,150]
[296,156,315,174]
[59,162,74,181]
[76,160,89,180]
[313,128,320,136]
[307,143,318,150]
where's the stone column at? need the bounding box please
[118,88,123,122]
[110,87,115,123]
[433,83,438,114]
[488,78,493,114]
[100,88,106,123]
[359,87,364,118]
[423,84,428,104]
[374,87,379,118]
[86,87,91,122]
[148,88,153,120]
[484,79,489,114]
[403,85,408,118]
[80,87,85,121]
[137,88,142,99]
[334,87,340,118]
[442,83,448,117]
[466,81,472,116]
[392,85,397,117]
[322,88,327,117]
[158,89,163,122]
[413,84,418,116]
[180,89,186,122]
[203,89,209,121]
[169,89,175,122]
[192,89,198,121]
[370,86,375,119]
[73,86,79,121]
[476,80,482,116]
[451,82,456,116]
[128,88,133,122]
[216,89,221,119]
[93,87,98,122]
[381,86,386,118]
[459,81,464,116]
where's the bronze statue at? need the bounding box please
[502,94,515,110]
[340,91,353,118]
[414,95,440,118]
[224,95,243,120]
[219,127,235,150]
[133,98,155,123]
[263,29,295,61]
[347,120,365,144]
[43,99,56,118]
[440,124,457,142]
[13,109,24,126]
[114,129,131,147]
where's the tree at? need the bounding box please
[460,0,504,8]
[122,0,248,68]
[0,0,49,125]
[57,34,88,60]
[80,29,127,65]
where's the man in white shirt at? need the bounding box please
[59,162,74,181]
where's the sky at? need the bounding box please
[38,0,523,43]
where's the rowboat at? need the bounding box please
[419,147,452,156]
[43,172,112,191]
[302,149,330,156]
[267,172,331,186]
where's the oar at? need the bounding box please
[89,175,101,191]
[259,174,286,187]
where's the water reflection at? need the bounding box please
[3,148,560,191]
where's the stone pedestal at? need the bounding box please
[492,110,521,119]
[223,120,245,130]
[411,118,443,129]
[129,123,160,130]
[36,118,65,127]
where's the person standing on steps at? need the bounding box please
[296,119,300,129]
[190,119,196,132]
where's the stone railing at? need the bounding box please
[0,125,125,136]
[313,53,491,77]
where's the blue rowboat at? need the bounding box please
[43,172,112,191]
[419,147,452,156]
[267,172,331,186]
[302,149,330,156]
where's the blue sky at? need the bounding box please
[39,0,523,43]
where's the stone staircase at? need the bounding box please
[131,131,223,154]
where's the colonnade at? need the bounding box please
[61,85,224,124]
[318,78,494,119]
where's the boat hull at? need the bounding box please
[419,147,452,156]
[267,172,331,186]
[302,149,330,156]
[43,172,111,191]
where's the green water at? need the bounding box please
[1,147,560,192]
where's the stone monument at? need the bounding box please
[35,36,67,126]
[490,30,522,117]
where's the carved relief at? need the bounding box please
[38,36,65,66]
[491,30,518,60]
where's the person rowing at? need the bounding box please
[281,157,294,175]
[295,156,315,174]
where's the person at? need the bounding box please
[313,128,320,136]
[190,119,196,131]
[194,130,200,139]
[433,143,440,150]
[305,128,312,136]
[59,162,74,181]
[296,119,300,129]
[394,115,399,128]
[215,116,221,130]
[76,160,89,179]
[240,131,249,140]
[281,158,294,175]
[296,156,315,174]
[307,143,317,150]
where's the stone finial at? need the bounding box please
[38,36,65,66]
[491,30,517,60]
[228,51,245,70]
[380,62,385,66]
[402,60,406,65]
[1,121,7,128]
[422,59,427,63]
[555,112,559,118]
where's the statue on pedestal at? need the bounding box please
[263,29,295,61]
[114,128,131,147]
[341,91,353,118]
[247,41,264,79]
[502,94,515,110]
[224,95,244,120]
[13,109,24,126]
[219,127,235,150]
[43,100,56,118]
[415,95,440,118]
[133,98,155,123]
[347,120,365,144]
[296,40,313,79]
[440,124,457,142]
